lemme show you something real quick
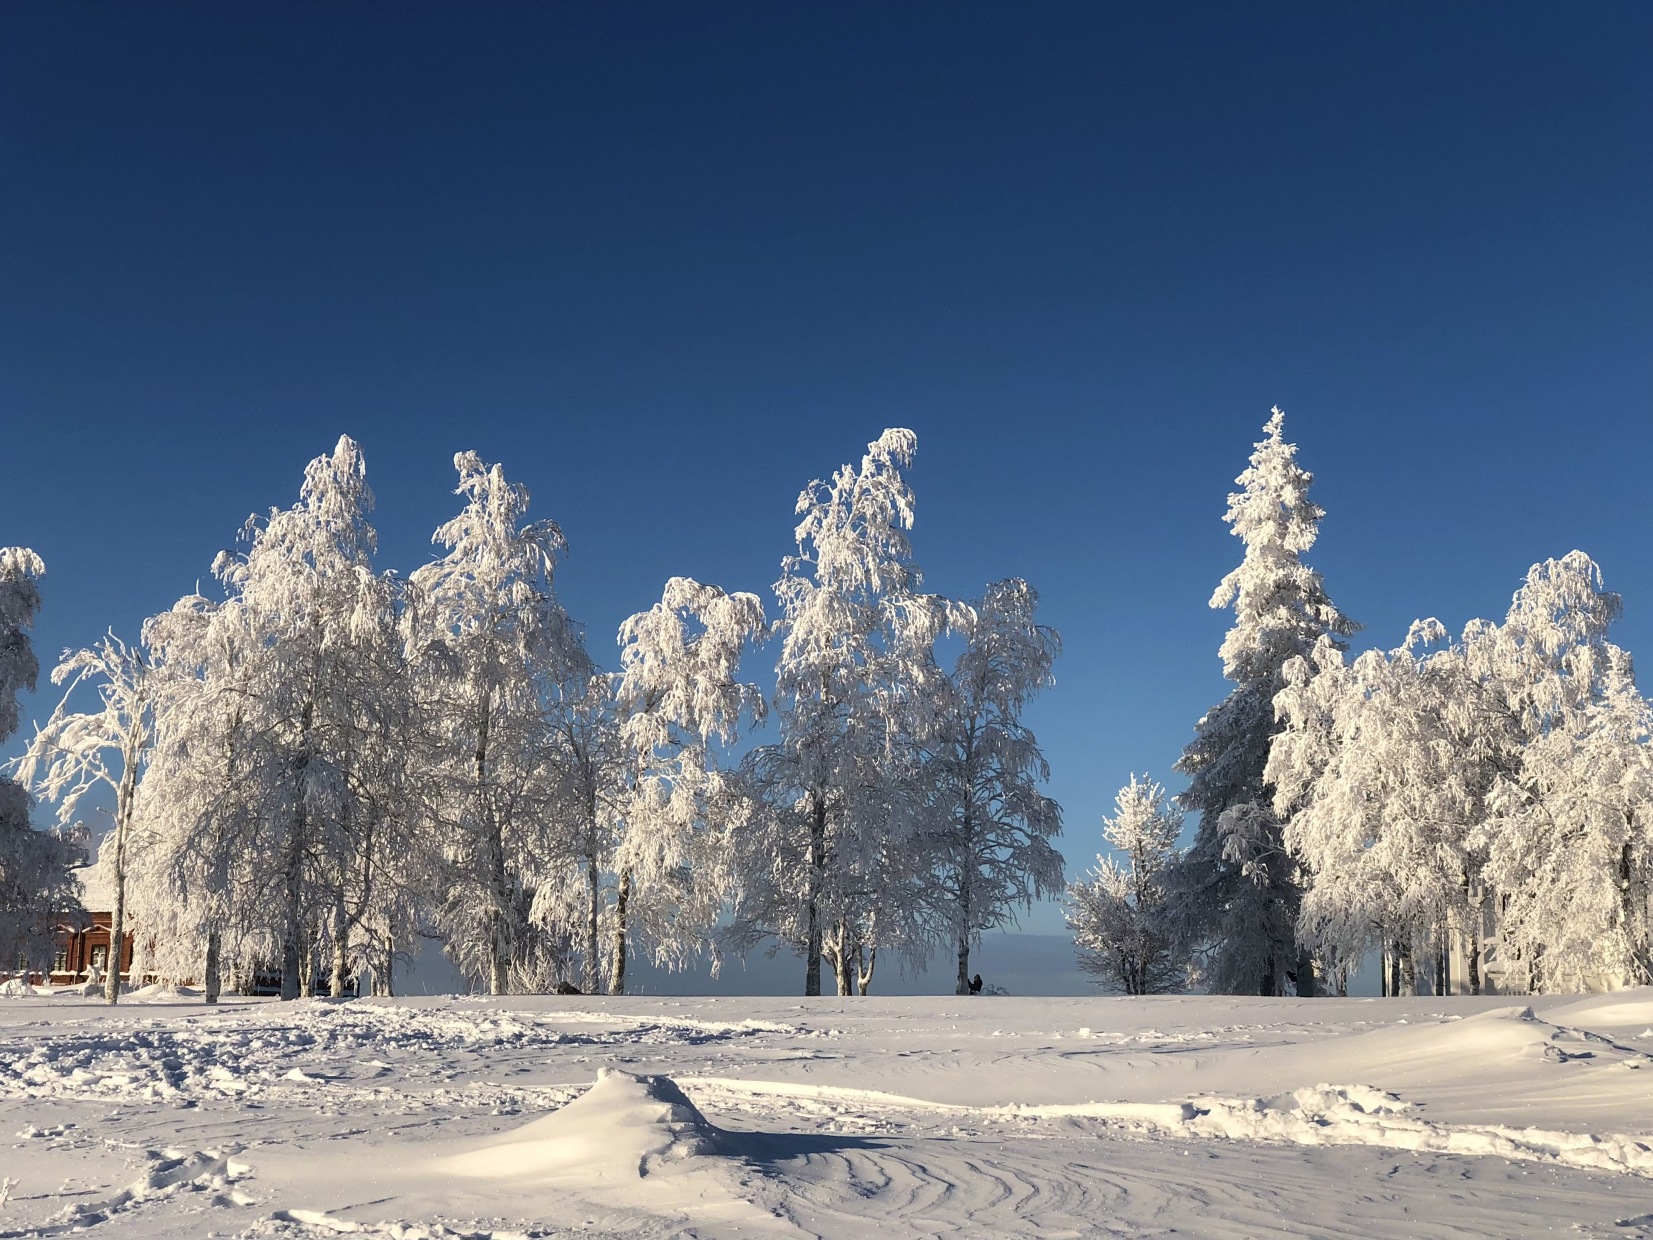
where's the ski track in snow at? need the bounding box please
[2,993,1653,1239]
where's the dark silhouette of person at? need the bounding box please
[968,973,984,995]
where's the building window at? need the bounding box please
[90,945,108,970]
[53,948,68,973]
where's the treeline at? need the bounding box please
[1069,410,1653,997]
[0,431,1063,1001]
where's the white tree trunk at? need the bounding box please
[609,867,631,996]
[203,926,221,1005]
[329,897,349,997]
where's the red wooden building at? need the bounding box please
[48,862,136,987]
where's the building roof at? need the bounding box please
[71,858,114,914]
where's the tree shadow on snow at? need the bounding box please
[716,1127,888,1166]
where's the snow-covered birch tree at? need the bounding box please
[537,674,621,994]
[1173,408,1357,996]
[1271,625,1497,995]
[735,429,947,996]
[129,592,261,1001]
[211,436,403,999]
[928,578,1064,995]
[15,634,151,1002]
[1273,552,1653,996]
[1472,553,1653,991]
[0,549,80,977]
[608,577,766,991]
[407,451,589,995]
[1067,776,1188,995]
[534,578,767,994]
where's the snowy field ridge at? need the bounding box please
[3,992,1653,1239]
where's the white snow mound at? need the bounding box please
[440,1068,721,1183]
[1547,993,1653,1029]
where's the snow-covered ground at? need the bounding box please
[3,990,1653,1239]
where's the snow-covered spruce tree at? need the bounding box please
[1271,625,1498,995]
[535,579,767,994]
[0,549,80,977]
[407,451,589,995]
[1067,776,1188,994]
[734,429,948,996]
[15,634,151,1002]
[211,436,404,999]
[1173,408,1357,996]
[0,550,45,745]
[928,578,1064,995]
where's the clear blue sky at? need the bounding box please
[3,3,1651,953]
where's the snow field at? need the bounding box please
[2,992,1653,1238]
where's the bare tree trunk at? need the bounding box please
[804,792,825,997]
[577,750,601,995]
[955,796,974,996]
[1388,941,1401,998]
[103,667,147,1004]
[203,926,221,1005]
[299,937,315,998]
[1399,942,1416,997]
[487,828,509,995]
[1460,871,1479,995]
[857,942,876,996]
[583,846,602,995]
[475,697,511,997]
[1623,841,1651,984]
[609,867,631,996]
[105,833,127,1004]
[280,817,306,1000]
[376,935,395,997]
[329,897,349,997]
[282,681,317,1002]
[585,757,604,998]
[833,920,855,996]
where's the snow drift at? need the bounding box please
[441,1068,723,1183]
